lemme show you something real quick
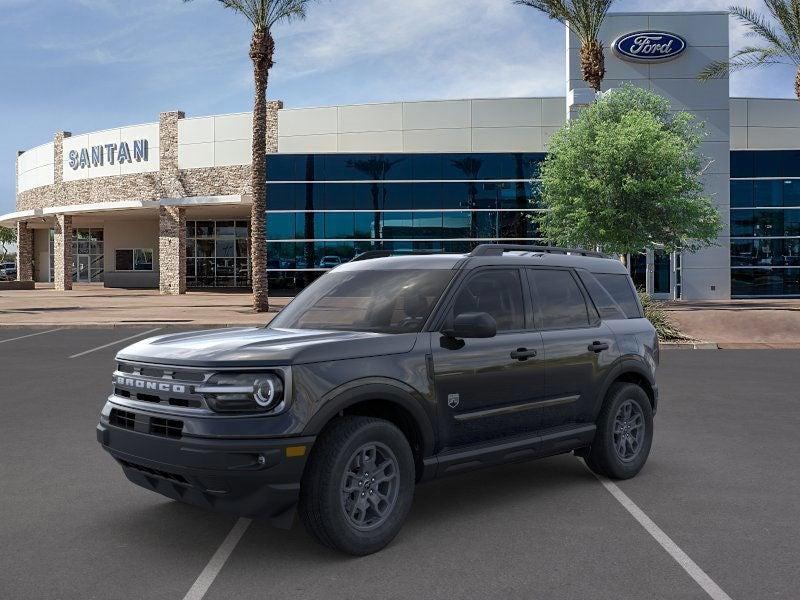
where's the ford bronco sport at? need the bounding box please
[97,244,658,555]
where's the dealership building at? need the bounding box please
[4,10,800,300]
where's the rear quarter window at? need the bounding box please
[592,272,643,319]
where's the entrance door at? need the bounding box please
[652,249,672,299]
[77,255,90,282]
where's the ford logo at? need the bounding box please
[613,31,686,62]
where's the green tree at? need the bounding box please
[0,226,15,263]
[514,0,615,92]
[537,84,722,260]
[184,0,315,311]
[699,2,800,100]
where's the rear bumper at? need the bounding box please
[96,421,314,526]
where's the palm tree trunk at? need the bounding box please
[250,29,274,312]
[796,67,800,102]
[580,40,605,92]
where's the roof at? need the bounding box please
[336,245,629,275]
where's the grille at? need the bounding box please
[109,408,136,430]
[113,361,210,410]
[118,459,188,484]
[150,417,183,439]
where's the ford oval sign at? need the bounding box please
[613,31,687,62]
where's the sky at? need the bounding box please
[1,0,797,215]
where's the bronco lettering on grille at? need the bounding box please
[115,376,186,394]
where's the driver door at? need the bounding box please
[431,267,545,448]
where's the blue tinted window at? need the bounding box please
[382,183,413,210]
[754,180,783,207]
[325,213,355,238]
[784,209,800,235]
[293,211,323,239]
[413,212,443,237]
[730,210,753,237]
[267,184,298,210]
[324,183,354,210]
[411,182,442,210]
[730,151,754,178]
[353,183,379,210]
[730,180,753,208]
[441,183,470,209]
[443,212,471,237]
[732,268,800,295]
[754,151,783,177]
[412,154,442,180]
[354,213,377,239]
[266,155,296,181]
[382,212,413,238]
[266,213,295,240]
[783,180,800,207]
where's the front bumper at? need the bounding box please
[97,414,314,527]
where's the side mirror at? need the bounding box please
[442,312,497,339]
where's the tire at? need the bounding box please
[298,416,415,555]
[584,382,653,480]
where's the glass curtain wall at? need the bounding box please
[264,152,546,292]
[186,220,251,288]
[731,150,800,296]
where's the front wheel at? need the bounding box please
[298,416,415,555]
[584,383,654,479]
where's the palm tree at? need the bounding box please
[699,2,800,101]
[515,0,615,92]
[185,0,314,312]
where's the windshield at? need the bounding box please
[269,269,455,333]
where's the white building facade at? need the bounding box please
[4,11,800,299]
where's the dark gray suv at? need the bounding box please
[97,244,658,555]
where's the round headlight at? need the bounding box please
[253,375,284,409]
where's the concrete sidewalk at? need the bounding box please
[2,285,800,348]
[664,299,800,348]
[0,284,287,327]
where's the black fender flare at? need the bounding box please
[301,378,437,458]
[592,357,657,421]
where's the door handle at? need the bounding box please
[588,341,609,353]
[511,347,538,361]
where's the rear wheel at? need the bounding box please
[584,382,653,479]
[298,416,415,555]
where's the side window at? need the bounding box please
[593,273,643,319]
[449,269,525,332]
[577,270,626,320]
[528,269,590,329]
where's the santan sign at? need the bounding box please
[613,31,687,62]
[68,139,149,170]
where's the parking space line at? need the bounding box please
[68,328,162,359]
[182,518,252,600]
[0,329,63,345]
[590,470,733,600]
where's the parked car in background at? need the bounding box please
[319,255,342,268]
[0,262,16,281]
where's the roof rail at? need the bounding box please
[469,243,607,258]
[349,249,446,262]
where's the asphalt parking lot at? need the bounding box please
[1,327,799,600]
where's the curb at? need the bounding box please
[661,341,719,350]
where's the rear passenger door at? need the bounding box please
[526,268,618,429]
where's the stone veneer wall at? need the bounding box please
[158,206,186,295]
[53,214,73,291]
[16,221,33,281]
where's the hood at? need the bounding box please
[116,326,418,367]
